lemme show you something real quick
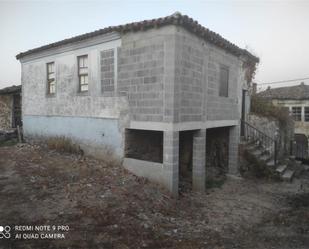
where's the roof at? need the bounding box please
[257,82,309,100]
[0,85,21,95]
[16,12,259,62]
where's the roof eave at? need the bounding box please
[16,13,259,63]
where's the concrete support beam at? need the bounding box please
[228,125,240,175]
[192,129,206,192]
[163,131,179,197]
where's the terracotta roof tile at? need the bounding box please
[257,83,309,100]
[16,12,259,62]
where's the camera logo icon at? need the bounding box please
[0,226,11,239]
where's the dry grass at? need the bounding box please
[100,144,122,167]
[47,136,82,154]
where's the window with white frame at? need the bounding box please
[291,107,302,121]
[78,55,88,92]
[47,62,55,94]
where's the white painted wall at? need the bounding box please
[273,99,309,137]
[21,33,127,119]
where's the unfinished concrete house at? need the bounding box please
[16,12,259,196]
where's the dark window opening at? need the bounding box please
[125,129,163,163]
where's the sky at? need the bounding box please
[0,0,309,91]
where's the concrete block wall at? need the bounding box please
[175,28,205,122]
[117,26,245,194]
[118,27,172,122]
[173,27,242,124]
[118,26,244,125]
[206,44,241,121]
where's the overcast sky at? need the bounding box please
[0,0,308,90]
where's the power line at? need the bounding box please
[258,77,309,85]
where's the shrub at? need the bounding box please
[251,95,290,126]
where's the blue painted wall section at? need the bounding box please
[23,115,123,156]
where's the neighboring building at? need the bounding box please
[16,12,259,196]
[0,85,22,130]
[258,82,309,158]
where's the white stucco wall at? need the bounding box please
[273,99,309,137]
[20,33,129,157]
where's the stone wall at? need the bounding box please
[0,95,12,130]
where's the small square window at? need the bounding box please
[78,55,88,92]
[47,62,56,94]
[219,66,229,97]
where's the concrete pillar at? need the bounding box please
[192,129,206,192]
[228,125,240,175]
[163,131,179,197]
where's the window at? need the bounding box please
[78,55,88,92]
[219,66,229,97]
[291,107,302,121]
[305,107,309,122]
[47,62,55,94]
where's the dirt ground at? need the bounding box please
[0,144,309,249]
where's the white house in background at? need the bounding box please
[258,82,309,158]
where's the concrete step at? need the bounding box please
[266,160,276,167]
[289,155,296,161]
[260,154,272,162]
[275,164,287,175]
[282,169,295,182]
[245,143,259,151]
[250,149,264,157]
[295,160,302,166]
